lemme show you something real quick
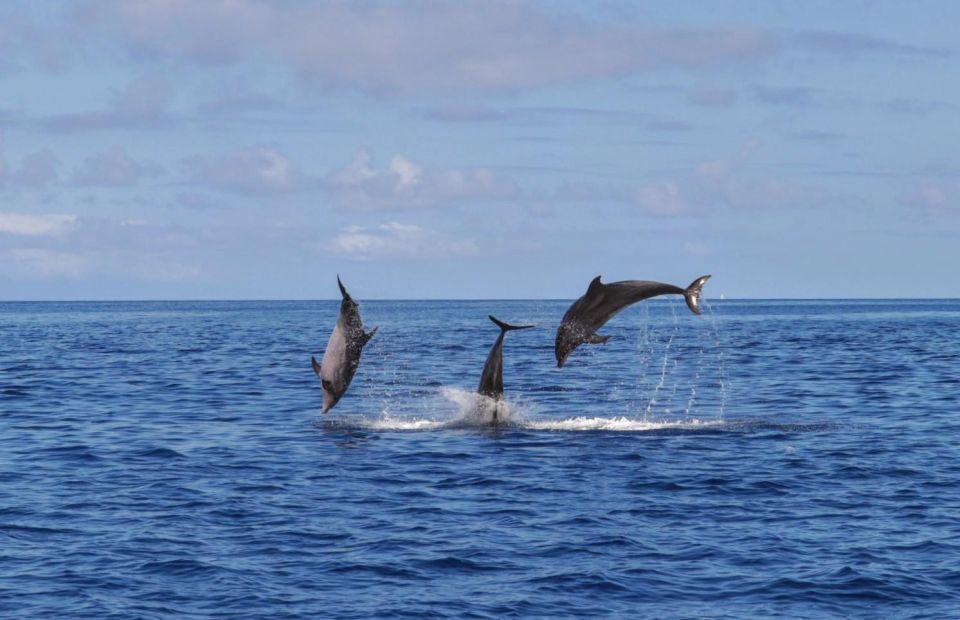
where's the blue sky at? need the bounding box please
[1,1,958,299]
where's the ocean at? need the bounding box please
[2,299,959,618]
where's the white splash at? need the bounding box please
[523,416,723,432]
[320,387,724,433]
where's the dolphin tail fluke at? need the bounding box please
[336,275,350,299]
[489,315,535,333]
[362,326,378,345]
[311,355,322,377]
[684,274,711,315]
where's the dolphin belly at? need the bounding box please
[312,277,378,414]
[319,324,350,412]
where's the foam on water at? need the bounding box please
[321,387,725,432]
[321,387,529,430]
[522,416,724,432]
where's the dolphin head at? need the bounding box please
[322,387,340,414]
[554,323,581,368]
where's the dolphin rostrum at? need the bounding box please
[478,315,534,423]
[554,274,710,368]
[311,276,378,413]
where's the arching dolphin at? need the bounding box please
[311,276,378,413]
[478,315,534,423]
[554,274,710,368]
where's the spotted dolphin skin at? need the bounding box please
[478,315,534,424]
[311,276,378,413]
[554,274,710,368]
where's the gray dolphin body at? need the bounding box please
[554,274,710,367]
[477,315,534,423]
[311,277,378,413]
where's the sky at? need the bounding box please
[1,0,958,300]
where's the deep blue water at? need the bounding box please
[2,299,959,619]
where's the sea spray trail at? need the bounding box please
[701,297,727,418]
[3,299,960,619]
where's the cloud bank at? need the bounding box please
[325,222,479,260]
[71,0,776,95]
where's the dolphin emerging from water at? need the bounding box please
[554,274,710,368]
[311,276,378,413]
[477,315,534,423]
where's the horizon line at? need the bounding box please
[1,297,959,303]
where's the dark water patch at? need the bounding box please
[1,386,30,398]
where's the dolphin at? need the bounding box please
[477,315,534,423]
[554,274,710,368]
[311,276,378,413]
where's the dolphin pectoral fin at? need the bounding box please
[684,274,711,315]
[311,355,322,377]
[586,332,610,345]
[362,326,378,346]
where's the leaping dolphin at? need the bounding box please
[478,315,534,423]
[311,276,378,413]
[554,274,710,368]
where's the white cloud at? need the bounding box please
[11,150,59,188]
[42,76,175,132]
[3,248,84,277]
[325,222,478,261]
[635,182,685,216]
[694,140,850,211]
[0,212,76,236]
[684,241,712,257]
[791,30,947,59]
[0,7,64,73]
[0,214,205,281]
[696,139,762,196]
[73,147,161,186]
[901,178,960,215]
[327,150,517,209]
[194,146,301,194]
[389,156,421,189]
[548,139,842,216]
[71,1,775,95]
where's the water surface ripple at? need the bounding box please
[2,299,959,618]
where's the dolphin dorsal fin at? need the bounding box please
[586,275,604,296]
